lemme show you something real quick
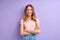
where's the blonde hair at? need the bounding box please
[23,4,37,25]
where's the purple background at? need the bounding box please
[0,0,60,40]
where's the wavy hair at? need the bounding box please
[23,4,37,24]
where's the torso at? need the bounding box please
[23,20,36,30]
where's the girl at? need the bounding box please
[20,4,41,40]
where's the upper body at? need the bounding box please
[20,4,41,36]
[20,18,41,36]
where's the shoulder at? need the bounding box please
[20,19,24,24]
[35,18,40,23]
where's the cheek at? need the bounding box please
[26,11,33,13]
[29,10,32,12]
[26,11,32,15]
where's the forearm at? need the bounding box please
[25,29,40,34]
[23,31,31,35]
[32,30,40,34]
[20,31,31,36]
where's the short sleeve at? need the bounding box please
[36,18,40,24]
[20,19,24,24]
[35,18,40,30]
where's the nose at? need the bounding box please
[28,10,32,12]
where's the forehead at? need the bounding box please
[27,6,32,9]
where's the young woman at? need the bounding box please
[20,4,41,40]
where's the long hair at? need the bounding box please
[23,4,37,24]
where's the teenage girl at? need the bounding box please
[20,4,41,40]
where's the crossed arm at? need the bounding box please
[24,23,40,34]
[20,19,31,36]
[20,19,41,36]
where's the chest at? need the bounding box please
[23,20,36,30]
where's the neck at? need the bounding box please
[27,16,31,21]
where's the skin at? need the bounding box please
[20,6,41,36]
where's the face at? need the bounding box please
[26,6,33,16]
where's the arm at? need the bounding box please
[25,29,40,34]
[25,19,41,34]
[20,19,31,36]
